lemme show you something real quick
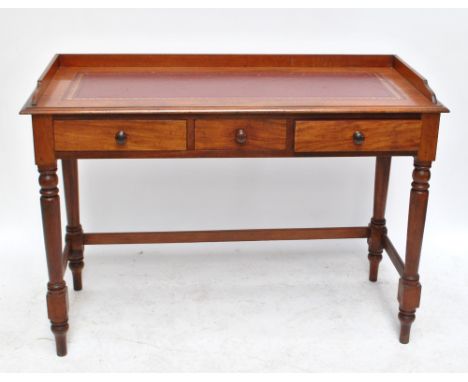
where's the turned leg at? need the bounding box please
[39,165,69,356]
[398,159,431,344]
[367,156,391,282]
[62,159,84,291]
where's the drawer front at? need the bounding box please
[294,120,422,153]
[195,119,287,151]
[54,120,187,151]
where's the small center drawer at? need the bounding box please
[294,120,422,153]
[195,119,287,151]
[54,120,187,151]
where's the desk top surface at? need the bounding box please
[20,54,448,115]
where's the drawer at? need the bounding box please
[195,119,287,151]
[54,120,187,151]
[294,120,422,153]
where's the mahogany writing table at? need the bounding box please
[20,54,448,356]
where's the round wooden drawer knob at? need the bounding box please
[235,128,247,145]
[352,131,365,145]
[115,130,128,145]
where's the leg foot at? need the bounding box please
[368,253,382,282]
[70,264,83,290]
[70,263,83,291]
[52,322,69,356]
[46,280,69,356]
[397,277,421,344]
[68,240,84,291]
[398,310,415,344]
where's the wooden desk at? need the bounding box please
[20,54,448,356]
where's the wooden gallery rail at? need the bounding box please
[20,54,448,356]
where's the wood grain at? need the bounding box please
[398,160,431,344]
[62,159,84,291]
[383,234,404,276]
[54,119,187,151]
[195,119,287,151]
[294,120,422,153]
[31,55,60,106]
[21,54,448,354]
[393,56,438,104]
[84,227,369,245]
[418,114,440,161]
[367,156,391,281]
[58,54,394,68]
[38,164,68,356]
[32,115,55,166]
[19,54,449,115]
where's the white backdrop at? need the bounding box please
[0,9,467,371]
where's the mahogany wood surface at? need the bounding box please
[62,242,70,273]
[393,56,438,104]
[195,119,287,151]
[39,165,68,357]
[367,156,391,281]
[83,227,369,245]
[32,115,69,356]
[383,235,405,277]
[418,114,440,161]
[58,54,395,68]
[398,160,431,344]
[20,54,448,115]
[21,54,448,356]
[55,119,187,151]
[62,159,84,290]
[294,120,422,153]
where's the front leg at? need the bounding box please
[398,159,431,344]
[39,165,69,356]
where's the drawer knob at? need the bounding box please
[235,128,247,145]
[115,130,127,145]
[352,131,365,145]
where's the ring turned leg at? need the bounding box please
[398,159,431,344]
[39,165,69,356]
[367,156,391,282]
[62,159,84,291]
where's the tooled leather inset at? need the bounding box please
[65,70,406,101]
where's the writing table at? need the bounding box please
[20,54,448,356]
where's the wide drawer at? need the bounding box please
[294,120,422,153]
[54,120,187,151]
[195,119,287,151]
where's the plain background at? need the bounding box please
[0,8,467,371]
